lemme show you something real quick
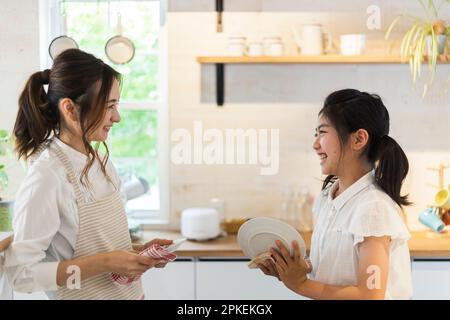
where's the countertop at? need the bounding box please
[136,230,450,259]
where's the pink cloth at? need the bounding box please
[110,244,177,285]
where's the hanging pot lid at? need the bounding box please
[48,9,78,60]
[105,12,135,64]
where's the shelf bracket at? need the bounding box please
[216,0,223,32]
[216,63,224,106]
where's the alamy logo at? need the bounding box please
[66,265,81,290]
[366,5,381,30]
[171,121,280,175]
[366,265,381,290]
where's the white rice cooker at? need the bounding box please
[181,208,221,241]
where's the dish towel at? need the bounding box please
[110,244,177,285]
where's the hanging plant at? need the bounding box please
[385,0,449,96]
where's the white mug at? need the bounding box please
[340,34,366,55]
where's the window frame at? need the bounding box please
[39,0,170,226]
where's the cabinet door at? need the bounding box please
[141,259,195,300]
[196,259,308,300]
[412,260,450,300]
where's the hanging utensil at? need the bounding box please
[48,0,78,60]
[105,3,135,65]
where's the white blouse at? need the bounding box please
[308,171,413,300]
[4,138,122,297]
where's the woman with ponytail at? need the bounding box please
[258,89,413,299]
[5,49,172,300]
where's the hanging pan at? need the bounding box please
[48,3,78,60]
[105,12,135,64]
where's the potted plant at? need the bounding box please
[385,0,449,95]
[0,129,13,232]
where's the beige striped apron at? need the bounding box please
[47,142,144,300]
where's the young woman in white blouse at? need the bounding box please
[5,49,172,299]
[259,89,413,299]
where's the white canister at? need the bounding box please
[340,34,366,56]
[228,36,246,56]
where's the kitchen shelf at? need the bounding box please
[197,54,450,105]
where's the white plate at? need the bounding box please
[237,217,306,259]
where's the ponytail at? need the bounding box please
[375,135,411,207]
[14,69,58,160]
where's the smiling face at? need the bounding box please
[89,78,121,142]
[312,115,346,176]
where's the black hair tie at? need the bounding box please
[41,69,51,84]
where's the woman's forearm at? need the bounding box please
[297,279,385,300]
[56,253,109,287]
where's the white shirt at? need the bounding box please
[309,171,413,300]
[4,138,122,297]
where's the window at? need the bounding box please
[40,0,169,224]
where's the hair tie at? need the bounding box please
[41,69,50,84]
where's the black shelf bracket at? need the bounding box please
[216,0,223,32]
[216,63,225,106]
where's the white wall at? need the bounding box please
[0,0,40,131]
[167,1,450,229]
[0,0,40,199]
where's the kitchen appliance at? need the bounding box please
[181,208,221,241]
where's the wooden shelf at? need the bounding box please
[197,54,450,64]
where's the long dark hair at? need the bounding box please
[14,49,121,185]
[319,89,411,207]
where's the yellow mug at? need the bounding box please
[435,189,450,209]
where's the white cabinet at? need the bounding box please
[0,274,12,300]
[412,260,450,300]
[195,259,308,300]
[141,259,195,300]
